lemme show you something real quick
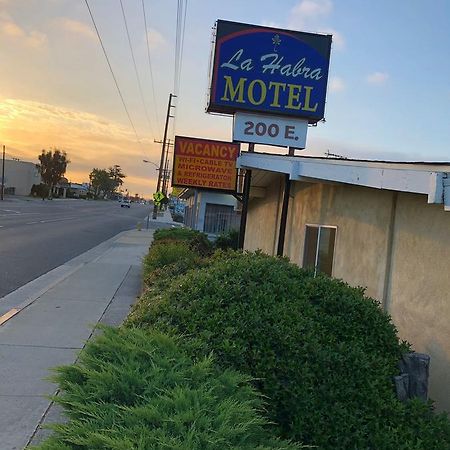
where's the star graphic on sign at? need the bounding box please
[272,34,281,51]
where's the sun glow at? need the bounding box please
[0,98,160,196]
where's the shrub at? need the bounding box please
[214,229,240,250]
[172,211,184,223]
[128,250,450,449]
[153,227,202,243]
[33,327,302,450]
[152,227,213,257]
[143,240,198,275]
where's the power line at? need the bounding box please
[119,0,155,140]
[174,0,181,95]
[84,0,141,144]
[174,0,187,96]
[142,0,161,136]
[179,0,188,94]
[173,0,188,134]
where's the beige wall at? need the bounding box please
[246,176,394,300]
[0,160,41,196]
[290,182,395,301]
[245,177,282,255]
[387,193,450,412]
[244,176,450,412]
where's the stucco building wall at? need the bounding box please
[286,181,394,301]
[387,193,450,410]
[244,178,282,255]
[0,160,41,196]
[244,175,450,412]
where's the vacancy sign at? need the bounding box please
[233,112,308,149]
[172,136,239,193]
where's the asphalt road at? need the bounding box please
[0,197,163,298]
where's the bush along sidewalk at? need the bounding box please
[142,227,212,292]
[127,248,450,450]
[33,326,302,450]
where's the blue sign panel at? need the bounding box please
[208,20,332,124]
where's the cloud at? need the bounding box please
[329,76,345,92]
[366,72,389,85]
[260,20,282,29]
[0,98,161,196]
[147,29,166,50]
[292,0,333,18]
[55,18,95,40]
[0,15,47,48]
[321,27,344,50]
[288,0,344,49]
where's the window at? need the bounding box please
[303,225,336,276]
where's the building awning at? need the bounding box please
[237,152,450,210]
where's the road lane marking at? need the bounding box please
[26,216,79,225]
[0,209,21,214]
[0,212,38,217]
[0,308,20,326]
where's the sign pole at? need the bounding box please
[277,173,291,256]
[238,143,254,249]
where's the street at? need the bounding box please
[0,197,163,298]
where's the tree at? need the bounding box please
[108,165,126,192]
[89,165,126,199]
[89,168,114,198]
[38,149,69,198]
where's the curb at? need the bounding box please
[0,230,133,326]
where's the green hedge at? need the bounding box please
[128,250,450,449]
[152,227,213,257]
[153,227,200,242]
[214,229,240,250]
[33,326,302,450]
[143,240,199,275]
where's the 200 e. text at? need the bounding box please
[243,121,297,140]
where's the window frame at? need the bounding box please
[302,223,338,277]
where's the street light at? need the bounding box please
[142,160,159,170]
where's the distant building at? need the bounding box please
[53,180,89,198]
[180,188,240,236]
[68,183,89,198]
[0,159,41,196]
[239,152,450,413]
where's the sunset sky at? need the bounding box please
[1,0,449,197]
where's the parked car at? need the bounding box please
[120,199,131,208]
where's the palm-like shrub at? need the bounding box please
[33,326,302,450]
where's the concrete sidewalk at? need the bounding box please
[0,226,164,449]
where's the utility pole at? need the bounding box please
[154,139,174,197]
[1,145,5,201]
[153,93,176,219]
[162,140,171,196]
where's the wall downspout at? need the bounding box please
[382,192,398,312]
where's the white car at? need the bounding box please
[120,199,131,208]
